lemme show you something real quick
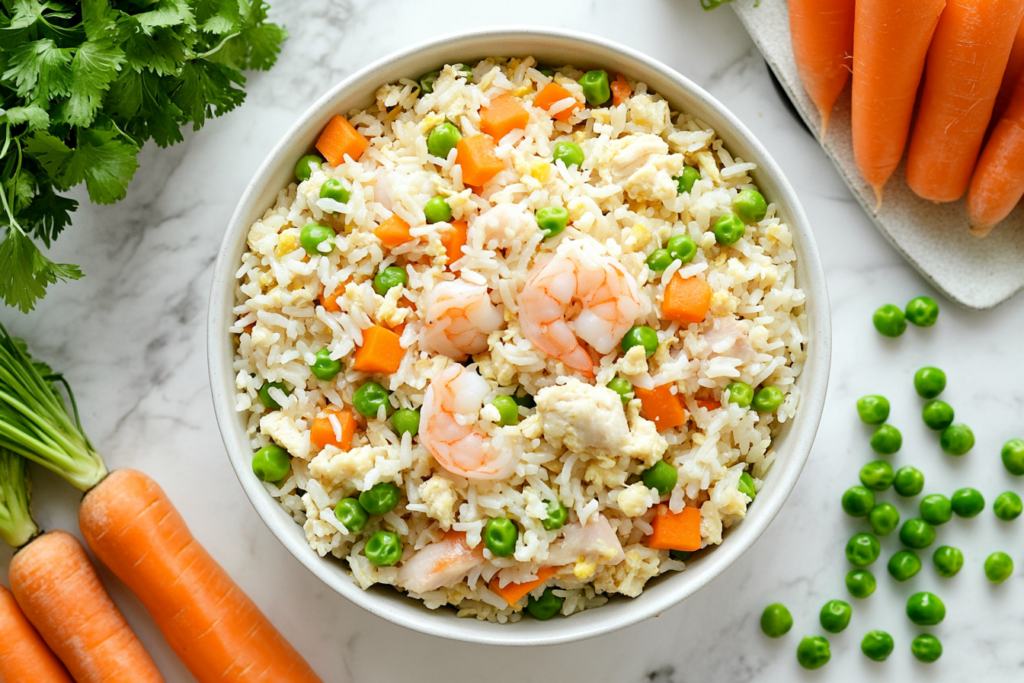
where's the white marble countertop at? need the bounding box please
[3,1,1024,680]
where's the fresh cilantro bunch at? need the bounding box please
[0,0,287,312]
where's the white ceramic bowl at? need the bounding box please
[208,26,831,646]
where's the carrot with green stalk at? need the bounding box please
[0,325,324,683]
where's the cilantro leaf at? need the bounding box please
[0,106,50,130]
[23,131,73,185]
[6,169,36,211]
[135,0,196,33]
[0,228,83,313]
[123,27,188,76]
[2,39,74,100]
[20,183,77,246]
[63,36,126,127]
[63,128,139,204]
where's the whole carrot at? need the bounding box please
[0,584,73,683]
[80,469,323,683]
[851,0,946,208]
[967,72,1024,235]
[8,530,164,683]
[788,0,855,137]
[992,16,1024,124]
[906,0,1024,203]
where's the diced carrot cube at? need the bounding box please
[439,219,468,268]
[480,94,530,141]
[648,505,701,551]
[662,274,712,325]
[696,398,721,411]
[488,566,560,607]
[310,406,357,451]
[633,383,688,432]
[316,115,369,166]
[611,73,631,107]
[533,82,584,122]
[455,134,505,187]
[351,325,404,374]
[320,280,349,312]
[374,214,413,248]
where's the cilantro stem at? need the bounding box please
[0,446,39,548]
[196,31,241,60]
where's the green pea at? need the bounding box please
[738,471,757,501]
[906,592,945,626]
[491,395,520,426]
[537,67,556,78]
[666,234,697,263]
[391,408,420,437]
[845,570,877,599]
[372,266,407,297]
[642,460,678,497]
[725,382,754,408]
[295,154,322,181]
[899,518,936,550]
[872,304,906,338]
[419,70,441,94]
[1001,438,1024,476]
[846,532,881,567]
[512,388,536,409]
[861,630,894,662]
[670,550,692,561]
[483,517,518,557]
[796,636,831,670]
[258,380,290,409]
[819,600,851,633]
[606,377,634,405]
[577,69,611,106]
[759,603,793,638]
[932,546,963,578]
[732,189,767,223]
[646,248,674,272]
[752,386,784,412]
[365,530,403,567]
[859,460,895,491]
[868,503,900,536]
[893,466,924,497]
[674,166,701,194]
[536,206,569,238]
[300,222,335,256]
[542,498,567,531]
[358,482,400,515]
[905,296,939,327]
[252,444,290,482]
[621,325,659,358]
[919,494,952,525]
[842,486,876,517]
[921,400,954,430]
[856,394,890,424]
[870,424,902,455]
[911,634,943,663]
[353,381,393,419]
[984,551,1014,583]
[888,550,922,581]
[914,366,946,399]
[951,488,985,518]
[456,64,473,82]
[940,424,974,455]
[334,497,368,533]
[423,195,453,224]
[319,178,351,205]
[552,141,584,169]
[310,348,343,381]
[427,122,462,159]
[993,491,1023,521]
[712,213,746,246]
[526,586,564,620]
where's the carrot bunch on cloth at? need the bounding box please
[967,70,1024,235]
[851,0,946,208]
[991,16,1024,123]
[787,0,855,136]
[906,0,1024,203]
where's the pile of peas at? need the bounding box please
[760,297,1023,668]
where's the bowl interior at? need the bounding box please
[208,26,831,646]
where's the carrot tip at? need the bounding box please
[872,186,883,213]
[969,221,995,238]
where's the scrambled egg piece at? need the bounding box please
[309,445,382,488]
[616,482,654,517]
[259,412,309,459]
[593,546,663,598]
[419,476,458,530]
[592,134,683,203]
[617,344,649,376]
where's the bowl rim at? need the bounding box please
[207,25,832,646]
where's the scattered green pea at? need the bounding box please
[819,600,852,633]
[738,472,757,501]
[796,636,831,670]
[940,424,974,455]
[846,570,877,599]
[542,498,567,531]
[606,377,634,405]
[670,550,692,562]
[870,424,902,455]
[646,249,674,272]
[914,366,946,399]
[861,630,895,662]
[846,532,881,567]
[484,517,518,557]
[899,518,936,550]
[666,234,697,263]
[300,222,335,255]
[295,154,322,181]
[391,408,420,437]
[252,444,290,482]
[725,381,754,408]
[359,482,400,515]
[752,386,784,412]
[552,141,584,169]
[365,530,403,566]
[512,388,536,409]
[423,195,453,224]
[906,592,945,626]
[1002,439,1024,476]
[577,69,611,106]
[932,546,963,578]
[872,304,906,338]
[860,460,895,491]
[911,634,942,663]
[856,395,890,424]
[674,166,701,194]
[427,122,462,159]
[258,380,291,410]
[712,213,746,246]
[642,460,678,497]
[732,189,767,223]
[905,296,939,327]
[893,466,924,497]
[888,550,922,581]
[536,206,569,238]
[527,586,564,620]
[951,488,985,518]
[984,551,1013,583]
[621,325,659,358]
[842,486,876,517]
[309,348,343,381]
[319,178,351,205]
[418,70,440,94]
[456,64,473,81]
[993,491,1023,521]
[921,400,954,431]
[919,494,952,525]
[760,603,793,638]
[490,395,520,426]
[869,503,900,536]
[334,498,368,533]
[353,381,393,419]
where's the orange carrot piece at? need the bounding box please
[633,384,688,432]
[967,73,1024,236]
[611,73,631,106]
[489,566,560,607]
[696,398,722,412]
[533,82,583,121]
[661,274,712,324]
[907,0,1024,203]
[315,115,369,166]
[9,530,164,683]
[788,0,855,136]
[374,214,414,248]
[480,94,530,141]
[0,584,73,683]
[310,405,357,451]
[851,0,946,207]
[79,470,323,683]
[439,219,468,267]
[647,505,702,551]
[455,134,505,187]
[321,287,343,312]
[352,325,405,374]
[993,17,1024,123]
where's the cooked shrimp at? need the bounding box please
[420,364,519,480]
[422,279,503,361]
[398,530,485,594]
[518,240,641,378]
[470,202,538,248]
